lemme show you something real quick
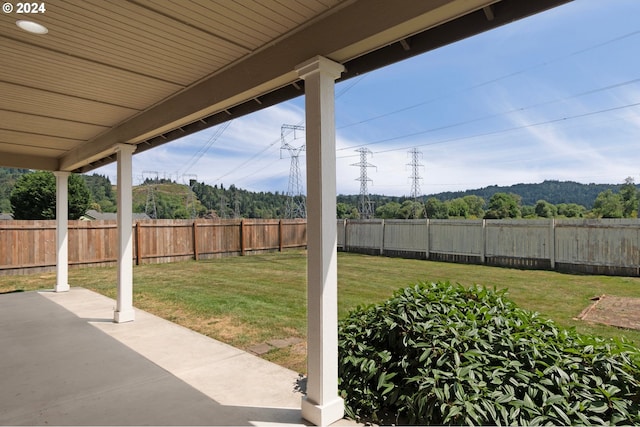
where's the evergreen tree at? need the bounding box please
[620,177,638,218]
[82,174,116,212]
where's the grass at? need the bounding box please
[2,249,640,373]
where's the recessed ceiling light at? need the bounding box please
[16,20,48,34]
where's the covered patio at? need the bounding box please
[1,287,355,426]
[0,0,570,424]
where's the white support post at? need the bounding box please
[114,144,137,323]
[54,171,70,292]
[296,56,345,426]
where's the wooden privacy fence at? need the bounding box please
[0,219,306,275]
[3,218,639,277]
[339,218,640,277]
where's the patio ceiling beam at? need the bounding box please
[0,152,58,171]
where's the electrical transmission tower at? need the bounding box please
[281,124,306,219]
[407,148,424,200]
[182,174,197,219]
[351,148,376,219]
[407,148,425,219]
[142,170,159,219]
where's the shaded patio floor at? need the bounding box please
[0,288,354,426]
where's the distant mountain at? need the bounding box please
[426,180,632,208]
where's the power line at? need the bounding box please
[176,121,232,177]
[337,99,640,159]
[213,121,302,183]
[212,74,367,185]
[337,77,640,153]
[336,29,640,131]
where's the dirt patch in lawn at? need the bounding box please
[577,295,640,330]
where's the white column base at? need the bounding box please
[302,396,345,426]
[114,308,135,323]
[54,284,70,293]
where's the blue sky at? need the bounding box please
[93,0,640,197]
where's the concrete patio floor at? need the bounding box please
[0,288,355,426]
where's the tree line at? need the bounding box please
[365,177,638,220]
[1,168,638,220]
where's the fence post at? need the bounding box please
[279,219,283,252]
[549,218,555,270]
[193,220,199,261]
[380,219,385,255]
[135,222,141,266]
[344,219,349,252]
[480,219,486,264]
[240,219,246,256]
[425,218,430,259]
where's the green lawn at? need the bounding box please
[2,249,640,373]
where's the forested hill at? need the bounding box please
[428,180,628,208]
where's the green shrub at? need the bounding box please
[338,281,640,425]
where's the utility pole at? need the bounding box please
[351,148,376,219]
[281,124,306,219]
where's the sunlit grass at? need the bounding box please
[2,249,640,373]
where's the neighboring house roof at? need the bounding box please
[81,210,150,221]
[0,213,13,220]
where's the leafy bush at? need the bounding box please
[338,281,640,425]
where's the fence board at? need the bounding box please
[282,220,307,249]
[555,219,640,275]
[340,218,640,277]
[485,220,550,258]
[430,220,483,256]
[0,218,307,274]
[345,219,384,255]
[382,219,428,258]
